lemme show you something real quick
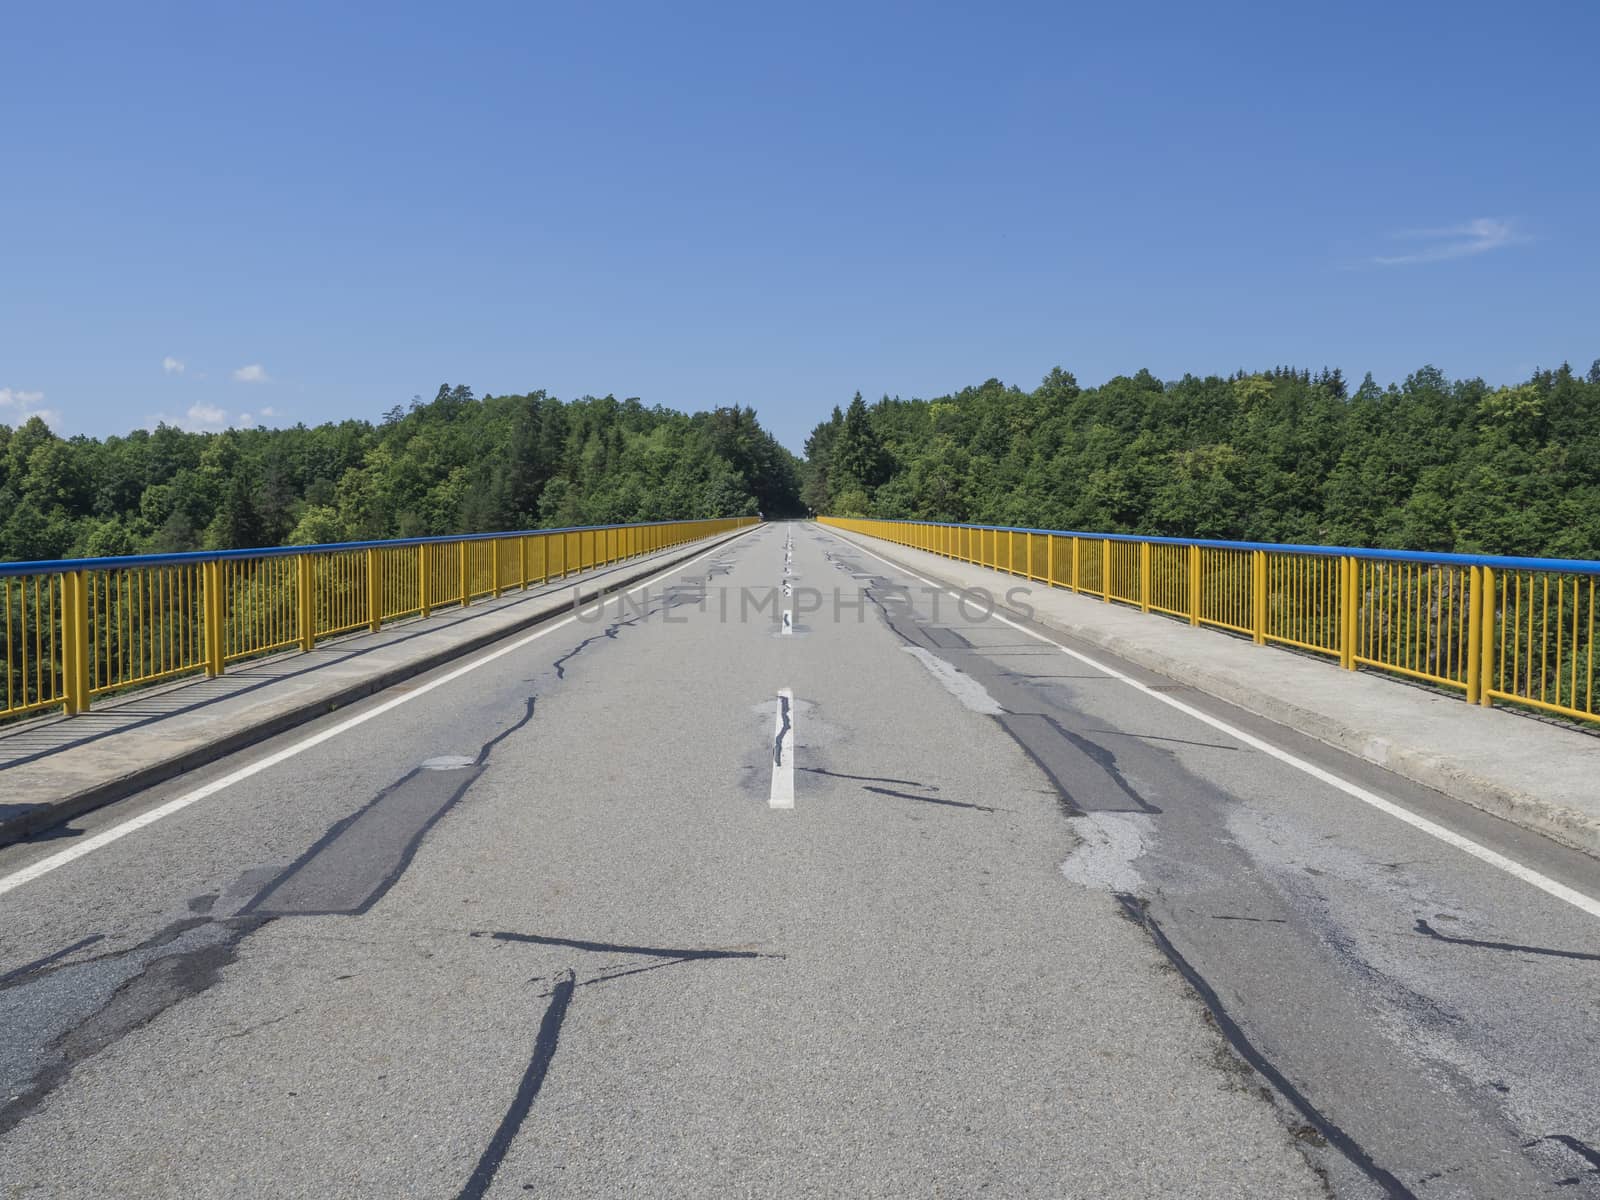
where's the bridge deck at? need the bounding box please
[1,523,1596,1197]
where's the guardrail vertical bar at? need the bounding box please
[204,559,224,676]
[297,553,315,651]
[492,540,502,599]
[1139,541,1151,613]
[1478,566,1496,707]
[63,569,89,715]
[1252,550,1267,645]
[419,544,431,619]
[367,548,381,632]
[458,541,469,607]
[1339,556,1356,669]
[1189,544,1201,626]
[1100,539,1110,602]
[1465,565,1483,703]
[1071,536,1080,593]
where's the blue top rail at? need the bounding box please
[0,517,746,579]
[842,517,1600,577]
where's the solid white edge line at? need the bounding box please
[770,688,795,810]
[0,534,745,898]
[828,528,1600,921]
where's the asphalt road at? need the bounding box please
[1,522,1597,1199]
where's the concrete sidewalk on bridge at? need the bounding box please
[827,528,1600,860]
[0,528,753,846]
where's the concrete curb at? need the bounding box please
[0,528,756,847]
[828,528,1600,860]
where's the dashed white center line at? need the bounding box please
[770,689,795,809]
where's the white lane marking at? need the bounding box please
[770,689,795,809]
[0,535,745,898]
[901,646,1004,715]
[781,609,793,635]
[833,531,1600,921]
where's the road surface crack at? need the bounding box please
[1114,893,1418,1200]
[1414,918,1600,963]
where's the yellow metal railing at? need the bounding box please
[2,516,754,723]
[822,517,1600,728]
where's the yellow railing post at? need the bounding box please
[297,553,316,652]
[367,548,382,632]
[1139,542,1151,613]
[1100,539,1111,602]
[204,559,225,675]
[1478,566,1496,707]
[1339,556,1356,670]
[519,536,529,590]
[1071,536,1080,593]
[1188,544,1201,626]
[1252,550,1267,644]
[458,541,469,607]
[63,569,89,715]
[492,539,502,599]
[419,544,431,619]
[1465,565,1483,703]
[1047,534,1056,588]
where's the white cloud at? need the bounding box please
[162,356,186,375]
[0,387,45,410]
[260,405,277,417]
[185,402,229,430]
[0,386,60,429]
[1371,217,1527,266]
[141,401,288,432]
[232,363,270,383]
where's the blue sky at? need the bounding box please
[3,1,1596,453]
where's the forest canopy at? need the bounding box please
[803,363,1600,561]
[0,385,803,563]
[8,361,1599,566]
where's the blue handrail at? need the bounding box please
[0,517,733,578]
[847,518,1600,577]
